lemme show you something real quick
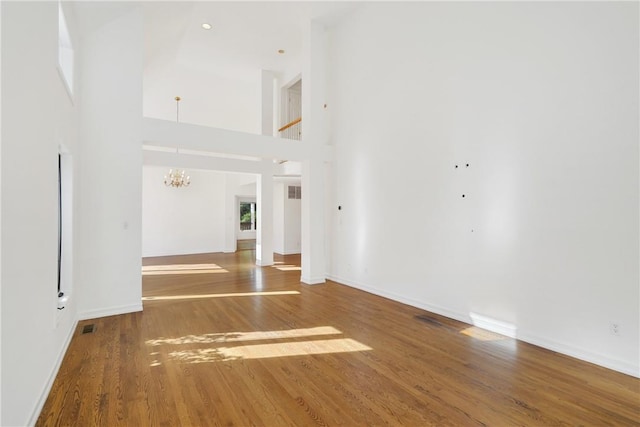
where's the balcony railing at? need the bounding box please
[278,117,301,141]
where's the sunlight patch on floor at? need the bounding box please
[168,338,372,363]
[146,326,343,346]
[272,264,301,271]
[143,290,300,301]
[460,326,508,341]
[142,263,228,275]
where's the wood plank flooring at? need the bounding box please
[236,239,256,251]
[37,251,640,426]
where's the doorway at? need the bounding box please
[279,78,302,141]
[237,197,257,251]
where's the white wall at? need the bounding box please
[328,2,639,376]
[273,182,302,255]
[1,2,80,425]
[300,21,329,284]
[143,168,257,257]
[144,62,261,134]
[284,193,302,254]
[143,167,226,257]
[274,183,286,253]
[0,3,3,421]
[76,8,143,320]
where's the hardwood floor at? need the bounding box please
[236,239,256,251]
[38,251,639,426]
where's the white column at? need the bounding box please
[273,182,285,255]
[301,155,326,284]
[300,21,329,284]
[223,174,237,253]
[77,8,143,315]
[256,160,274,266]
[261,70,274,136]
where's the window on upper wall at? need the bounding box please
[239,202,257,232]
[58,2,74,97]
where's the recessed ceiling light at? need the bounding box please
[202,23,212,30]
[278,49,285,54]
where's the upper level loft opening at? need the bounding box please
[141,2,311,138]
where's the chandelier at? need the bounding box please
[164,96,191,188]
[164,168,190,188]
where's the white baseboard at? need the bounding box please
[516,331,640,378]
[274,250,301,256]
[78,303,142,321]
[469,312,517,338]
[326,274,470,325]
[28,314,78,426]
[301,275,326,285]
[326,274,640,379]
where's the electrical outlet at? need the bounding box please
[610,322,620,336]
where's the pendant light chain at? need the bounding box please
[163,96,190,188]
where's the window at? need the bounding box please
[240,202,257,231]
[58,2,74,97]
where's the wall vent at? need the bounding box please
[288,186,302,199]
[81,324,96,334]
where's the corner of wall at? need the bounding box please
[78,303,143,322]
[27,314,79,426]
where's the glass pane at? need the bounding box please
[240,202,258,231]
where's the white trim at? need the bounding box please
[28,315,78,426]
[516,331,640,378]
[283,73,302,91]
[469,312,517,339]
[326,275,640,379]
[274,250,301,256]
[326,274,469,324]
[78,303,143,321]
[255,259,274,267]
[301,275,326,285]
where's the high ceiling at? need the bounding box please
[74,2,358,81]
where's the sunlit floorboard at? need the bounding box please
[37,251,639,426]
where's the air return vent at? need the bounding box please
[288,186,301,199]
[81,324,96,334]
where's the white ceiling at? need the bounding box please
[74,1,358,81]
